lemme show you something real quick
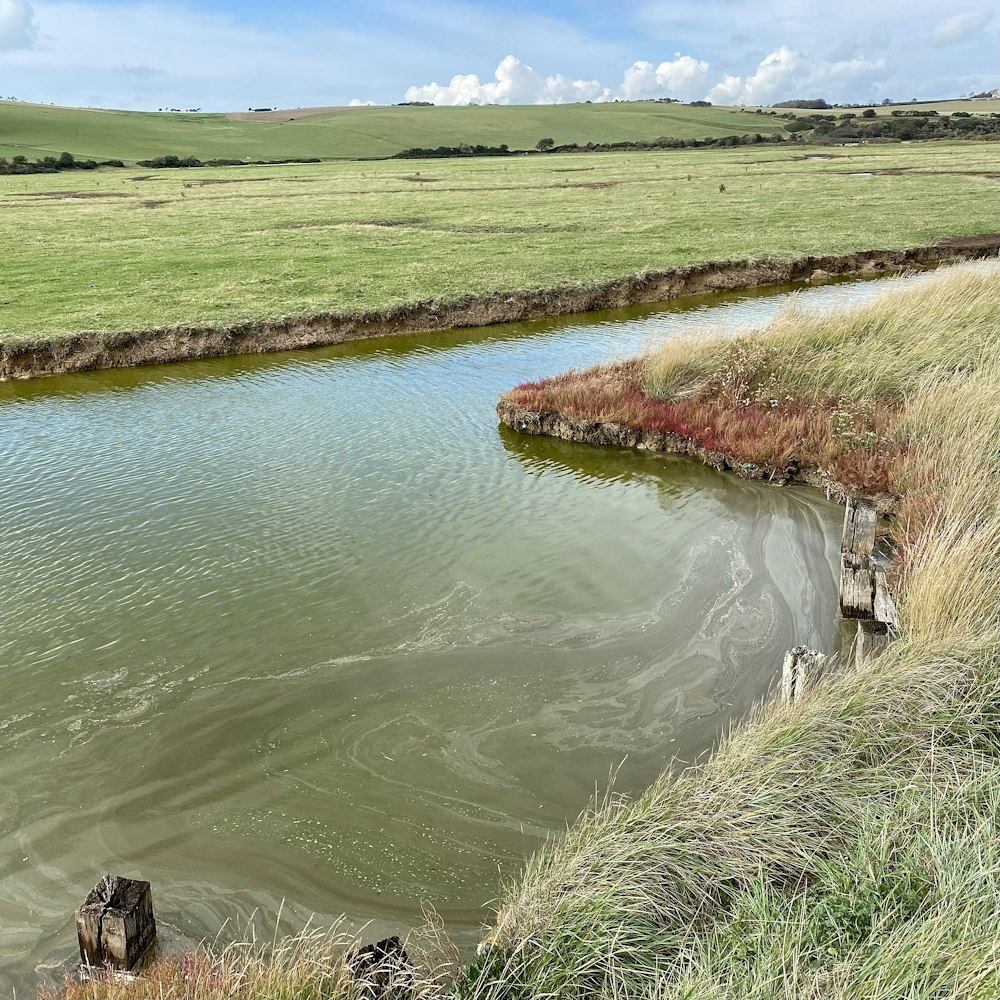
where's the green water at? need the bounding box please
[1,273,939,991]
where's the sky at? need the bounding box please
[0,0,996,111]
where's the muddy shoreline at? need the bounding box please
[2,234,996,381]
[497,400,899,514]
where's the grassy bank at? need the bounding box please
[42,269,1000,997]
[0,142,995,357]
[482,263,1000,997]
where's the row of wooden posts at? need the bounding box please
[780,497,899,705]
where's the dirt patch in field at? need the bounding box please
[833,168,1000,181]
[140,199,171,208]
[425,224,563,234]
[282,217,427,230]
[2,234,997,381]
[11,191,133,200]
[553,167,597,173]
[399,175,442,183]
[130,175,156,181]
[195,177,276,186]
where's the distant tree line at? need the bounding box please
[784,111,1000,142]
[134,154,323,167]
[394,143,515,158]
[0,151,124,174]
[774,99,832,109]
[394,132,789,159]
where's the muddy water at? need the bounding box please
[0,270,948,991]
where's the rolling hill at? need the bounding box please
[0,99,787,162]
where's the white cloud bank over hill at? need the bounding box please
[404,47,888,107]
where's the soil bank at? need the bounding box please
[496,400,899,515]
[2,235,997,381]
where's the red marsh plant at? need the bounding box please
[505,266,999,530]
[506,356,907,495]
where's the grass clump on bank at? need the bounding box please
[479,263,1000,997]
[42,916,458,1000]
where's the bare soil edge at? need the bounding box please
[497,400,900,515]
[2,234,997,381]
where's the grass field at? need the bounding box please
[0,141,995,348]
[0,100,787,163]
[743,99,1000,117]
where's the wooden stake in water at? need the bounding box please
[76,875,157,972]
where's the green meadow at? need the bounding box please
[0,141,995,347]
[0,99,788,162]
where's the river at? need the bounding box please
[0,270,948,992]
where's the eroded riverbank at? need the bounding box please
[2,235,996,381]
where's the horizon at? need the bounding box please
[3,90,1000,117]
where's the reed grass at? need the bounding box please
[41,911,458,1000]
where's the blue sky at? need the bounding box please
[0,0,996,110]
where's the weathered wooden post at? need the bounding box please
[347,935,416,999]
[855,619,890,666]
[780,646,827,704]
[839,498,878,619]
[873,566,900,630]
[76,874,157,972]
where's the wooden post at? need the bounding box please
[873,566,900,631]
[780,646,827,704]
[855,619,890,666]
[76,875,156,972]
[347,935,415,998]
[840,498,877,619]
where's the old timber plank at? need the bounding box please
[840,498,877,619]
[77,875,156,972]
[780,646,828,704]
[855,619,890,666]
[874,566,901,630]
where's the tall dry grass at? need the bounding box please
[41,911,458,1000]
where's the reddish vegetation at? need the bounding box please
[504,361,907,495]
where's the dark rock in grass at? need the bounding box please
[347,935,416,998]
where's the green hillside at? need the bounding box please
[0,100,784,162]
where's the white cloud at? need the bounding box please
[931,10,992,47]
[404,55,610,105]
[407,47,889,109]
[0,0,36,51]
[706,46,886,105]
[620,54,709,101]
[706,73,743,105]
